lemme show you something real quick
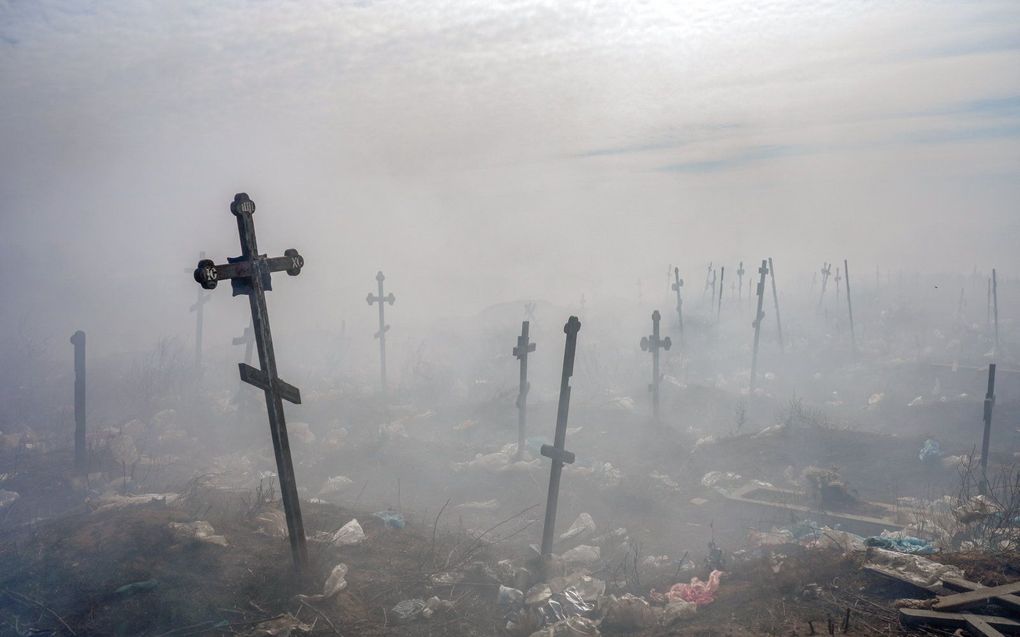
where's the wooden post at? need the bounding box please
[750,260,768,392]
[71,330,86,473]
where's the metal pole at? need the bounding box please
[750,260,767,392]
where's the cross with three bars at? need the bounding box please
[513,321,536,459]
[193,193,308,570]
[640,310,671,421]
[366,271,396,397]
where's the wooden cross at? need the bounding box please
[750,259,768,392]
[671,267,685,348]
[366,271,396,398]
[539,316,581,561]
[193,193,308,570]
[834,266,842,304]
[71,330,87,474]
[513,321,536,459]
[640,310,671,421]
[190,251,213,373]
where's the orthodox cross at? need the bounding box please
[640,310,671,421]
[366,271,396,397]
[539,316,581,562]
[193,193,308,570]
[513,321,536,459]
[750,259,768,392]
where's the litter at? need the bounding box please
[865,548,965,588]
[391,598,427,623]
[168,520,228,546]
[373,510,405,528]
[91,493,180,513]
[953,495,1003,524]
[256,510,288,538]
[456,499,500,510]
[560,545,600,565]
[245,614,312,637]
[649,471,680,491]
[864,531,935,555]
[114,579,159,596]
[918,439,942,463]
[318,475,353,495]
[498,585,524,607]
[661,599,698,624]
[331,518,366,546]
[297,563,349,601]
[528,615,600,636]
[429,571,464,586]
[548,572,605,601]
[650,570,723,606]
[559,513,596,542]
[700,471,743,495]
[600,594,658,630]
[422,596,454,618]
[0,490,18,509]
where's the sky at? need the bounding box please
[0,0,1018,358]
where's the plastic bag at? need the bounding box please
[331,519,365,546]
[559,513,596,542]
[391,598,426,623]
[374,510,406,529]
[649,570,723,606]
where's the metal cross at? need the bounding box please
[190,251,213,373]
[232,319,255,366]
[750,259,768,392]
[539,316,581,562]
[193,193,308,571]
[524,301,537,323]
[818,262,832,309]
[71,330,87,474]
[703,262,713,300]
[992,268,999,354]
[737,262,746,301]
[980,363,997,495]
[366,271,396,398]
[671,267,684,348]
[513,321,536,459]
[640,310,671,421]
[768,257,784,353]
[834,267,842,304]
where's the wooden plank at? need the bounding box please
[863,564,946,594]
[936,581,1020,611]
[967,614,1008,637]
[943,577,1020,614]
[900,608,1020,634]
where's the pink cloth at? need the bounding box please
[650,570,723,606]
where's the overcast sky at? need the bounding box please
[1,0,1018,355]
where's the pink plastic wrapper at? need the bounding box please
[649,570,723,606]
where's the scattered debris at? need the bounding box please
[373,509,405,528]
[329,518,365,546]
[650,570,723,606]
[559,513,596,542]
[168,520,228,546]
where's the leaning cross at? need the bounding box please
[513,321,536,459]
[750,259,768,392]
[980,363,996,495]
[539,316,581,562]
[190,251,213,373]
[366,271,396,397]
[671,267,685,348]
[193,193,308,570]
[640,310,672,421]
[71,330,87,473]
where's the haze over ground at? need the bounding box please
[1,0,1018,359]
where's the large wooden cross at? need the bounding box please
[193,193,308,570]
